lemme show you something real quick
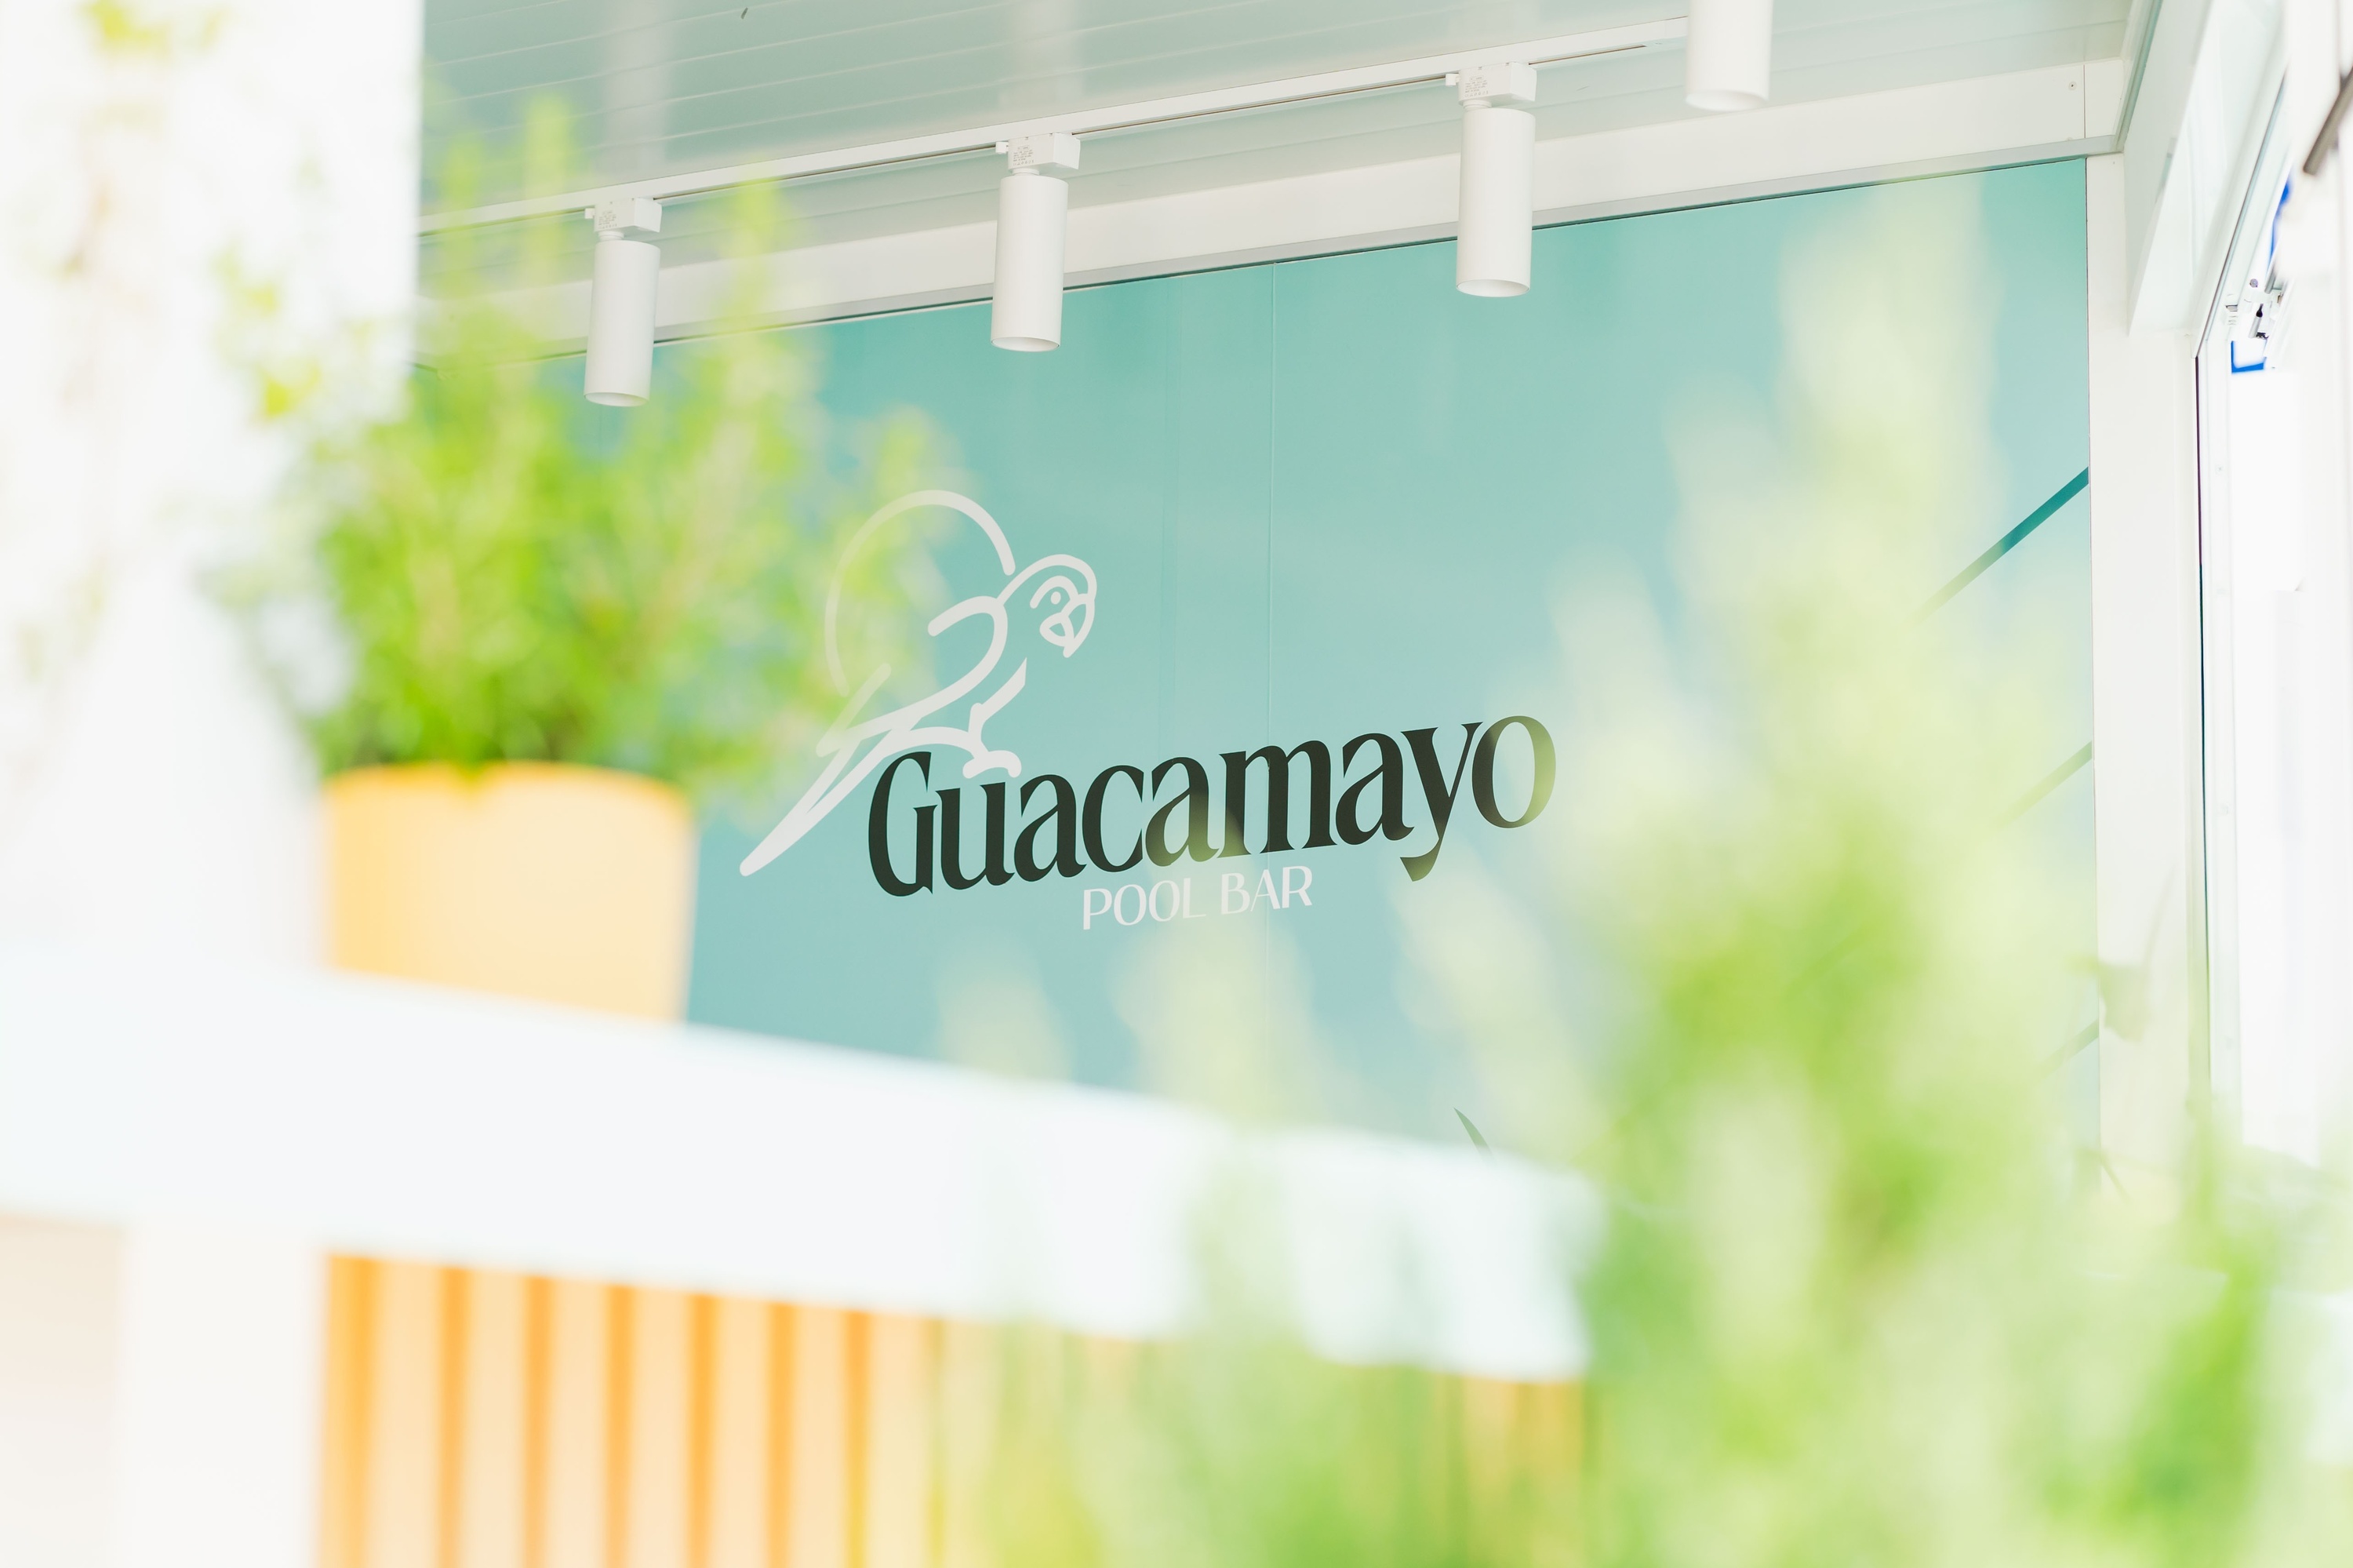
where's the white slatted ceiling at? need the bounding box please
[427,0,1660,184]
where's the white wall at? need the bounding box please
[0,0,417,962]
[0,1218,120,1568]
[0,1221,325,1568]
[0,0,419,1562]
[2225,0,2353,1170]
[2087,153,2206,1185]
[107,1227,327,1568]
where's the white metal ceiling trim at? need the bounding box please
[430,59,2119,358]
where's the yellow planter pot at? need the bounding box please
[324,762,696,1019]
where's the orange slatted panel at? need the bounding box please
[453,1271,530,1568]
[366,1261,448,1568]
[864,1315,935,1568]
[703,1297,774,1568]
[539,1280,613,1568]
[319,1256,373,1568]
[620,1288,696,1568]
[783,1305,852,1568]
[318,1261,1577,1568]
[934,1322,998,1568]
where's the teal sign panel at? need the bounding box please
[687,162,2093,1138]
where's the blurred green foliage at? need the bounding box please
[954,180,2348,1566]
[289,318,928,802]
[241,111,939,806]
[1554,176,2348,1568]
[967,1325,1576,1568]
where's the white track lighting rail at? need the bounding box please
[418,16,1689,235]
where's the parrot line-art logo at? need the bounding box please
[738,489,1098,877]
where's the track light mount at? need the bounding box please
[991,135,1079,351]
[1000,132,1082,174]
[586,195,663,238]
[1450,60,1537,107]
[1452,60,1538,297]
[583,195,664,406]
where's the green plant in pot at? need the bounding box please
[245,170,937,1018]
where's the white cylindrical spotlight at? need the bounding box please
[1455,61,1537,297]
[992,173,1069,351]
[991,133,1081,351]
[583,196,663,406]
[1686,0,1773,112]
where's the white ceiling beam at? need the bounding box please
[452,58,2126,351]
